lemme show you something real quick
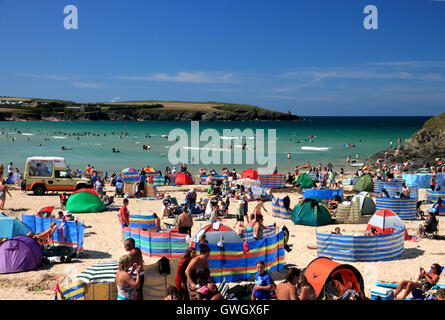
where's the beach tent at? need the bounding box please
[0,216,32,239]
[366,209,410,240]
[291,198,332,227]
[175,172,194,185]
[66,190,106,213]
[192,223,242,245]
[241,168,259,180]
[144,167,157,173]
[352,192,376,215]
[353,174,374,193]
[304,257,365,300]
[335,199,361,224]
[0,235,42,274]
[76,260,118,284]
[295,173,315,188]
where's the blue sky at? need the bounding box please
[0,0,444,116]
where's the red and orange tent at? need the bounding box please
[241,168,259,180]
[305,257,365,300]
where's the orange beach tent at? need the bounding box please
[241,168,259,180]
[304,257,365,300]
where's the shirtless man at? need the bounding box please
[253,198,268,219]
[124,238,144,300]
[185,244,211,300]
[276,268,300,300]
[162,201,173,218]
[177,206,193,236]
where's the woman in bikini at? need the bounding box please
[116,255,141,300]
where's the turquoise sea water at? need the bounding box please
[0,117,430,176]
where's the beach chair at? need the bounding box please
[423,217,439,239]
[218,278,230,298]
[410,265,444,300]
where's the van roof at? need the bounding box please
[26,157,66,166]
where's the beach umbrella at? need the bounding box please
[144,167,157,173]
[122,168,137,174]
[76,260,118,284]
[237,178,260,186]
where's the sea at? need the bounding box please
[0,117,430,176]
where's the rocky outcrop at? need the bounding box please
[367,112,445,170]
[1,107,304,122]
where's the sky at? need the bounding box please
[0,0,444,116]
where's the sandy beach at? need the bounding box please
[0,183,442,300]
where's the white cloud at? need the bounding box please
[71,82,104,89]
[113,71,235,84]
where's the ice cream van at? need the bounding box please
[23,157,92,195]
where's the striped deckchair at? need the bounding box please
[259,174,285,188]
[54,281,85,300]
[375,197,416,220]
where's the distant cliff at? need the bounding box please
[0,98,305,122]
[367,112,445,170]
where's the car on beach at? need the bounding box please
[23,157,92,195]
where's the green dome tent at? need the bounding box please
[291,198,332,227]
[66,190,106,213]
[352,174,374,193]
[295,173,315,188]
